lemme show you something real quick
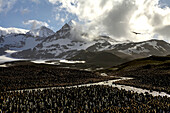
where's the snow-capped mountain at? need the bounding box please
[0,26,55,56]
[109,39,170,59]
[0,26,29,36]
[10,23,170,60]
[26,26,55,38]
[0,33,45,55]
[11,23,124,59]
[1,23,170,64]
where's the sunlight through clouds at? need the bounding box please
[1,0,170,42]
[48,0,170,42]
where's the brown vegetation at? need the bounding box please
[0,61,112,91]
[0,85,169,112]
[106,56,170,94]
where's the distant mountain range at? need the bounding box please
[0,23,170,67]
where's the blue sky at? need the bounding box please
[0,0,170,42]
[0,0,78,31]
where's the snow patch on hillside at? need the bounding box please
[0,55,24,63]
[146,41,158,50]
[60,60,85,64]
[118,43,150,55]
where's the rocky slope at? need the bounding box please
[0,24,170,68]
[0,26,55,56]
[0,34,45,55]
[10,24,123,59]
[109,39,170,59]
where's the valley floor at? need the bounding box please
[0,59,170,112]
[0,61,115,91]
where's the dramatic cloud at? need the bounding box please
[101,1,136,38]
[155,25,170,37]
[130,0,170,41]
[0,0,16,13]
[49,0,170,42]
[23,20,49,30]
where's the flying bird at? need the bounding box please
[132,31,142,35]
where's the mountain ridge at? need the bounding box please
[0,24,170,68]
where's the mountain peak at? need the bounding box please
[40,26,48,29]
[68,20,76,27]
[27,26,54,38]
[59,20,76,32]
[61,23,71,30]
[55,23,71,37]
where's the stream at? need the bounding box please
[13,76,170,98]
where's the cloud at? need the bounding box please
[23,20,49,30]
[48,0,57,4]
[0,0,17,13]
[54,10,71,24]
[55,13,60,21]
[20,8,30,14]
[55,14,65,23]
[31,0,40,4]
[155,25,170,37]
[101,1,136,38]
[48,0,170,42]
[61,18,65,23]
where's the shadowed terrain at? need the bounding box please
[0,61,113,91]
[103,55,170,94]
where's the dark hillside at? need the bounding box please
[105,55,170,94]
[70,50,128,69]
[0,61,112,91]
